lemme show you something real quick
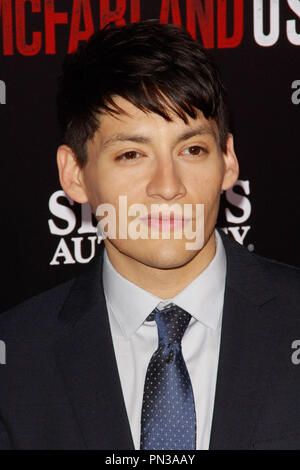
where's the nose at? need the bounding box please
[146,156,186,201]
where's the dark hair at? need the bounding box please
[56,19,229,167]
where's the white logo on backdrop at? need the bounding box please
[253,0,300,46]
[48,179,252,265]
[221,180,252,250]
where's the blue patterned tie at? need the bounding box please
[140,304,196,450]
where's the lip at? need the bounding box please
[139,214,192,231]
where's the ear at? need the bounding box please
[56,145,88,204]
[221,133,239,191]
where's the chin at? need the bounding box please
[125,239,199,269]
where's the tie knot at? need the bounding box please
[150,304,191,345]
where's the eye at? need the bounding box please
[116,151,143,161]
[181,145,206,157]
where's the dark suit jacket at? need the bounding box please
[0,229,300,450]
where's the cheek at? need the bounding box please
[84,162,121,205]
[189,165,224,201]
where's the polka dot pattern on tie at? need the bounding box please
[140,304,196,450]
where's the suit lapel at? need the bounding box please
[209,230,279,449]
[55,244,134,450]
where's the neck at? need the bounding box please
[103,230,217,299]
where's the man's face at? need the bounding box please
[73,96,238,269]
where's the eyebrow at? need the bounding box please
[101,124,217,149]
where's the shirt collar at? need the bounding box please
[102,229,226,339]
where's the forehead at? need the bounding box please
[91,96,219,146]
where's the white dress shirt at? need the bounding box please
[102,229,226,450]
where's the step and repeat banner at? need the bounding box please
[0,0,299,312]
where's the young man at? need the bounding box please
[0,20,300,450]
